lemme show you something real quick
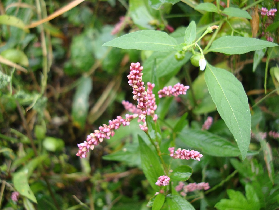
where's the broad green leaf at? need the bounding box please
[102,143,141,167]
[0,15,29,32]
[215,184,260,210]
[43,137,65,152]
[142,51,191,83]
[23,197,36,210]
[170,165,192,181]
[71,76,92,129]
[13,171,37,203]
[167,194,195,210]
[185,72,216,114]
[204,64,251,160]
[223,7,252,19]
[184,21,196,44]
[178,128,252,157]
[149,0,180,10]
[139,135,164,191]
[253,49,266,72]
[152,194,165,210]
[103,30,178,52]
[195,3,218,13]
[130,0,158,29]
[268,46,279,59]
[266,21,279,32]
[173,112,188,133]
[208,36,278,54]
[1,49,29,66]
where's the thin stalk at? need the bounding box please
[9,68,15,96]
[252,88,279,108]
[0,180,5,209]
[264,54,271,94]
[184,66,197,106]
[243,0,264,11]
[146,132,168,174]
[0,133,18,142]
[204,170,238,194]
[204,20,224,53]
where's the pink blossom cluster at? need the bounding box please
[175,182,210,196]
[267,36,274,42]
[168,147,203,161]
[261,7,277,16]
[155,175,170,186]
[76,115,136,158]
[111,16,130,35]
[122,100,142,115]
[158,83,189,98]
[11,191,19,202]
[251,131,279,140]
[269,131,279,139]
[126,62,158,131]
[202,116,213,130]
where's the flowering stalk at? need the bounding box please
[168,147,203,161]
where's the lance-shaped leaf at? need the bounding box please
[167,194,195,210]
[208,36,278,54]
[184,21,196,45]
[139,135,164,191]
[195,3,218,13]
[103,30,178,52]
[223,7,252,19]
[149,0,180,10]
[204,64,251,160]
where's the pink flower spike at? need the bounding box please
[202,116,213,130]
[169,147,203,161]
[261,7,268,16]
[158,83,189,98]
[155,175,170,186]
[76,115,137,158]
[11,192,19,202]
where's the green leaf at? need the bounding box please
[1,49,29,66]
[102,143,141,167]
[130,0,158,29]
[0,15,29,32]
[170,165,192,181]
[152,194,166,210]
[142,51,191,83]
[178,128,252,157]
[208,36,278,54]
[268,46,279,59]
[149,0,180,10]
[266,21,279,32]
[173,112,188,133]
[139,135,164,191]
[71,76,92,129]
[195,3,218,13]
[253,49,266,72]
[204,64,251,160]
[23,197,36,210]
[215,184,260,210]
[186,72,216,114]
[167,194,195,210]
[223,7,252,19]
[184,21,196,44]
[103,30,178,52]
[13,171,37,203]
[43,137,65,152]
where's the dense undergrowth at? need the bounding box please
[1,0,279,210]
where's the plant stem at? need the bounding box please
[184,66,197,106]
[204,20,224,54]
[0,180,5,209]
[204,170,238,194]
[146,132,168,174]
[243,0,264,11]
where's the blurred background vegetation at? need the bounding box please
[0,0,279,209]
